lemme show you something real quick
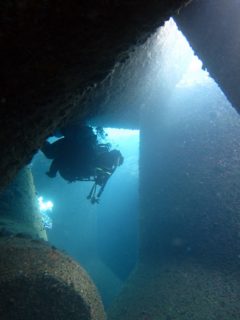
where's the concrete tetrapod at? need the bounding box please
[0,237,106,320]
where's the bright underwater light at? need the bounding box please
[153,18,210,89]
[38,196,53,229]
[104,128,139,138]
[38,196,53,212]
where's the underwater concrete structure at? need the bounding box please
[0,0,188,190]
[0,167,47,240]
[0,237,106,320]
[109,89,240,320]
[107,9,240,317]
[0,167,106,319]
[1,0,240,319]
[174,0,240,110]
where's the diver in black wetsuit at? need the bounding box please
[41,124,124,203]
[41,125,97,182]
[42,138,94,182]
[87,149,124,204]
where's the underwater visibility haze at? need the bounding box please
[32,128,139,308]
[29,18,240,319]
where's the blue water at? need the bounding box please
[31,18,240,315]
[31,128,139,307]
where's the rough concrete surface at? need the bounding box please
[0,237,106,320]
[0,0,187,190]
[108,261,240,320]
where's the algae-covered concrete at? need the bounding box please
[175,0,240,111]
[109,261,240,320]
[0,237,106,320]
[109,96,240,318]
[0,168,106,319]
[0,0,188,191]
[0,167,47,240]
[2,1,240,318]
[109,97,240,318]
[108,15,240,319]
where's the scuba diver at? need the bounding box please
[41,125,97,182]
[41,123,124,204]
[87,149,124,204]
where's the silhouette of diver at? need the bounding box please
[87,148,124,204]
[41,124,124,204]
[42,125,97,181]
